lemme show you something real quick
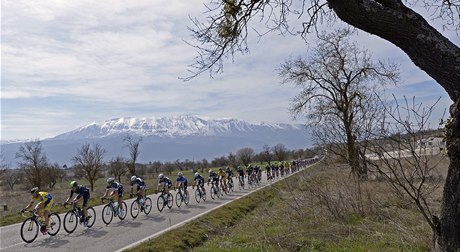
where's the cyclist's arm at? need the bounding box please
[23,200,34,211]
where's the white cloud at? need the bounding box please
[1,0,456,140]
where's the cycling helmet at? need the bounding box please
[159,173,164,179]
[131,175,137,182]
[226,167,230,171]
[107,177,115,183]
[70,181,78,188]
[30,187,39,194]
[208,169,213,173]
[194,172,200,178]
[178,172,183,176]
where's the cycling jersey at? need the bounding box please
[218,170,226,179]
[32,192,53,204]
[194,175,205,186]
[159,177,172,187]
[176,176,188,188]
[70,185,90,207]
[32,192,54,211]
[106,182,124,197]
[208,171,219,183]
[131,177,146,191]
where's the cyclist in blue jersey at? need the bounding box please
[101,178,125,216]
[175,172,188,190]
[65,181,90,226]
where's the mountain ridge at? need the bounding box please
[1,115,311,166]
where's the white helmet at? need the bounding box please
[208,169,213,173]
[131,175,137,182]
[159,173,164,179]
[178,172,183,176]
[194,172,200,178]
[107,177,115,183]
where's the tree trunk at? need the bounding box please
[327,1,460,250]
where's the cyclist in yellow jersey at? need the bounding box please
[218,168,227,193]
[21,187,54,233]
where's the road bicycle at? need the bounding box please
[175,186,189,207]
[20,209,61,243]
[193,185,206,203]
[227,177,234,192]
[156,187,173,212]
[130,190,152,219]
[101,198,127,225]
[238,175,245,190]
[209,181,221,200]
[63,202,96,233]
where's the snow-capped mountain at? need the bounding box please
[1,115,311,166]
[53,115,302,139]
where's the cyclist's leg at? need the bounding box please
[118,187,124,210]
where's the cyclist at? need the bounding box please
[130,175,146,210]
[21,187,54,234]
[218,167,227,193]
[192,172,205,193]
[236,166,245,187]
[175,172,188,190]
[64,181,90,226]
[225,167,234,189]
[101,178,125,216]
[157,173,172,194]
[207,169,219,189]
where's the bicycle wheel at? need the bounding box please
[202,189,206,201]
[167,193,173,209]
[20,218,38,243]
[184,190,189,205]
[102,205,113,225]
[175,192,183,208]
[118,201,128,220]
[157,195,165,212]
[47,213,61,236]
[216,186,221,198]
[143,197,152,215]
[210,187,216,200]
[130,200,140,219]
[63,211,78,233]
[195,189,201,203]
[86,207,96,228]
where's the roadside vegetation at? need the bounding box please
[129,157,447,251]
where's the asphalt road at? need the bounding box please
[0,166,311,252]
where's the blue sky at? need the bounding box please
[1,1,457,141]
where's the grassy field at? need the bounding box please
[127,158,447,251]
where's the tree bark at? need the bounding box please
[327,1,460,250]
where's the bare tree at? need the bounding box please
[260,144,273,165]
[366,96,446,237]
[44,162,66,189]
[188,1,459,249]
[16,140,48,189]
[3,168,23,191]
[227,152,237,167]
[236,147,255,167]
[73,143,106,192]
[109,156,128,182]
[279,29,397,178]
[273,144,288,162]
[124,135,142,176]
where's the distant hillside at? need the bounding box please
[1,115,312,166]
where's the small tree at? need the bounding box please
[272,144,288,162]
[236,147,255,167]
[109,156,128,182]
[260,144,273,164]
[73,143,106,192]
[124,135,142,176]
[16,140,48,189]
[44,162,66,189]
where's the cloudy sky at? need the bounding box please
[1,0,457,141]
